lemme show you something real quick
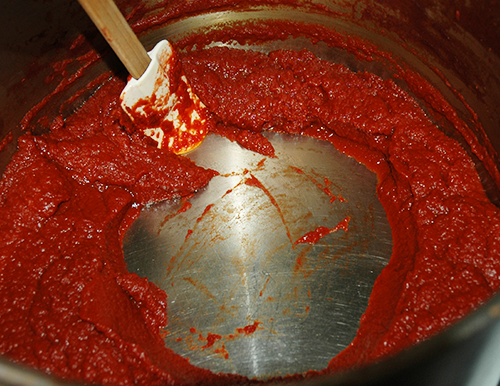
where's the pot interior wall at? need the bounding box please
[1,0,500,385]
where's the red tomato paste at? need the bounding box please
[0,19,500,386]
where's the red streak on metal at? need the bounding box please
[201,333,222,349]
[197,203,214,223]
[159,329,169,339]
[182,277,215,299]
[244,174,294,246]
[295,216,351,245]
[295,256,303,270]
[236,321,262,336]
[159,195,194,230]
[289,165,341,202]
[215,348,229,360]
[259,276,271,297]
[178,200,192,213]
[289,165,304,174]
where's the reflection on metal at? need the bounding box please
[123,132,392,379]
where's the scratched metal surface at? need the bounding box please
[123,132,393,379]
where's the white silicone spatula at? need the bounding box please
[77,0,208,154]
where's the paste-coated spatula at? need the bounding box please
[77,0,207,154]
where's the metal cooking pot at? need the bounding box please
[0,0,499,385]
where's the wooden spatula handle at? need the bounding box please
[77,0,151,79]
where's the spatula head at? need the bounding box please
[120,40,207,154]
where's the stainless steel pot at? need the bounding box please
[1,0,499,385]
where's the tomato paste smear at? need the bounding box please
[295,217,350,245]
[1,30,500,386]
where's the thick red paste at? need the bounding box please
[1,22,500,386]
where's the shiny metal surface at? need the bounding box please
[124,132,392,378]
